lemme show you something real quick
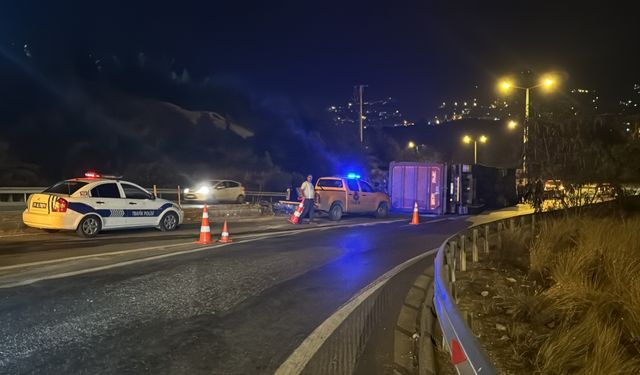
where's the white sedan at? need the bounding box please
[183,180,246,203]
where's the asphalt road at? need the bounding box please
[0,216,469,374]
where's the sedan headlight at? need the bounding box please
[197,186,210,194]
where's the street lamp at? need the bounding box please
[462,134,487,164]
[498,75,556,120]
[407,141,416,149]
[508,120,518,129]
[498,74,557,177]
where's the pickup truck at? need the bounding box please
[314,176,390,221]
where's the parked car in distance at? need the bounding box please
[183,180,246,203]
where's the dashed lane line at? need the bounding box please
[0,219,406,288]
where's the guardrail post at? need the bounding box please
[177,186,181,207]
[448,241,458,279]
[509,217,515,231]
[472,228,479,262]
[497,222,503,250]
[531,214,536,237]
[520,215,525,228]
[484,224,490,254]
[23,193,27,202]
[459,234,467,271]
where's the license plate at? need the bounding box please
[32,202,47,209]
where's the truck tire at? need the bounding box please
[375,202,389,218]
[329,203,343,221]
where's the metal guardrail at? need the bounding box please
[434,220,509,374]
[0,187,287,206]
[433,201,623,374]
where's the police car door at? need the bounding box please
[120,182,157,227]
[89,182,128,228]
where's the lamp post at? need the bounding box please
[462,135,488,164]
[498,76,556,177]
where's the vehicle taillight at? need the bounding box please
[52,197,68,213]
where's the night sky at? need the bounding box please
[1,1,638,119]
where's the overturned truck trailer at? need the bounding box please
[388,162,446,214]
[388,162,517,215]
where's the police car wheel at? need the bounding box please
[160,212,179,232]
[77,215,101,238]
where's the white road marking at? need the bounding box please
[399,216,458,227]
[0,219,404,271]
[275,247,439,375]
[0,219,406,288]
[0,232,48,239]
[0,242,194,271]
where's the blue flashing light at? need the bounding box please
[347,173,361,179]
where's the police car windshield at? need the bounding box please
[44,181,88,195]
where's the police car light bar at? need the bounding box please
[84,171,122,179]
[347,173,361,179]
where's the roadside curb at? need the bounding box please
[393,266,436,375]
[418,267,437,375]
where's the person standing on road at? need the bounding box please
[299,174,315,224]
[534,178,544,213]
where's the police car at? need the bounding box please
[22,172,184,237]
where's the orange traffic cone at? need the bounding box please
[196,204,212,244]
[218,220,233,243]
[410,201,420,225]
[288,201,304,224]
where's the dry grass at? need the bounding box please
[516,217,640,374]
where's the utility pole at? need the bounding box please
[355,84,368,144]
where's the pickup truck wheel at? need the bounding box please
[329,204,343,221]
[375,202,389,218]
